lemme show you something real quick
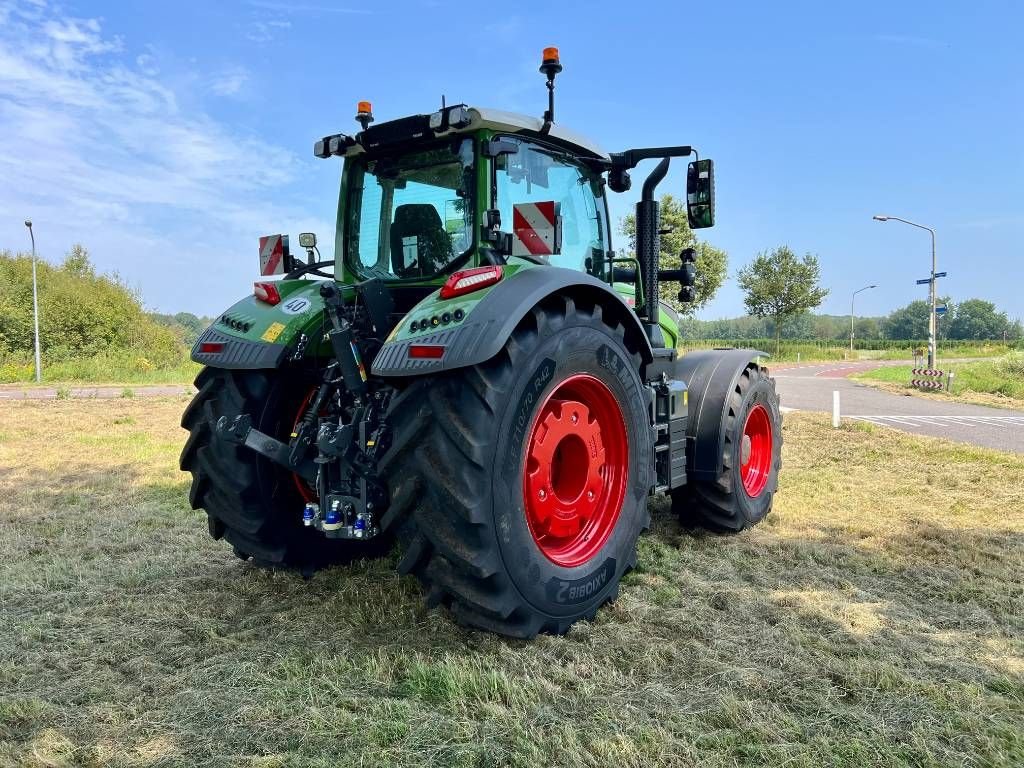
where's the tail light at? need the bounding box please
[408,344,445,359]
[439,266,503,300]
[199,342,224,354]
[254,281,282,305]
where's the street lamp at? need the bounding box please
[851,284,877,354]
[24,220,42,383]
[872,214,938,368]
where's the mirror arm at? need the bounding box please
[611,145,693,171]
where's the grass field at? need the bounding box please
[854,353,1024,410]
[1,399,1022,767]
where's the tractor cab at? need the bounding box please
[299,47,714,349]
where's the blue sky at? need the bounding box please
[1,0,1021,320]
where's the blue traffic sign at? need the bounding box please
[934,271,947,278]
[936,305,948,316]
[916,278,930,285]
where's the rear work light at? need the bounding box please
[254,281,282,305]
[439,265,503,300]
[408,344,445,359]
[199,342,224,354]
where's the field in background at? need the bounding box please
[854,352,1024,410]
[3,340,1019,386]
[1,400,1022,766]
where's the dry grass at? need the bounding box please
[1,399,1022,767]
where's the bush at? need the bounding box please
[0,246,193,383]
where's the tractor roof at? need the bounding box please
[469,107,609,162]
[317,104,610,165]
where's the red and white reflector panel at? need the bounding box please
[512,201,559,257]
[259,234,289,276]
[439,265,504,299]
[254,281,282,305]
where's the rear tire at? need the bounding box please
[379,295,654,638]
[180,367,390,570]
[672,363,782,532]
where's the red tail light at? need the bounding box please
[199,342,225,354]
[439,266,503,300]
[254,281,281,305]
[408,344,446,359]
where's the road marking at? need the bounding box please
[849,414,1024,429]
[779,406,799,413]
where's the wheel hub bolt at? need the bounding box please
[571,412,578,424]
[538,489,546,500]
[587,490,594,500]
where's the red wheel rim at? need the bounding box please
[522,374,629,568]
[291,388,318,503]
[740,403,773,497]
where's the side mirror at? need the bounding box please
[686,159,715,229]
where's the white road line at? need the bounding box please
[779,406,799,413]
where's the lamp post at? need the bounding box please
[24,220,42,383]
[851,284,877,354]
[872,215,937,368]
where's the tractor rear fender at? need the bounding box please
[371,266,654,376]
[675,348,769,483]
[190,280,337,370]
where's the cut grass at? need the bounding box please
[854,353,1024,410]
[1,400,1022,767]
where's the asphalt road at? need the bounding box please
[770,361,1024,453]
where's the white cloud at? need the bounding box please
[0,0,332,313]
[245,18,291,43]
[209,65,249,96]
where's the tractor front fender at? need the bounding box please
[371,266,653,377]
[675,348,769,483]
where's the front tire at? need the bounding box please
[379,295,653,638]
[672,363,782,531]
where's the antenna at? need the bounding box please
[539,47,562,135]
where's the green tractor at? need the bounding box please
[180,49,782,638]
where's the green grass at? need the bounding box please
[1,401,1023,766]
[0,351,200,385]
[854,352,1024,408]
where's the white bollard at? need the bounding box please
[797,352,801,363]
[832,390,841,428]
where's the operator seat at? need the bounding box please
[390,204,453,278]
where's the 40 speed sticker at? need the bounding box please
[279,296,312,315]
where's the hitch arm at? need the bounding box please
[216,414,318,483]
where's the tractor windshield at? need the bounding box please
[345,139,475,281]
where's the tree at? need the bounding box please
[736,246,829,355]
[882,298,952,341]
[620,193,728,314]
[947,298,1012,340]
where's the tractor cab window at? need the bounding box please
[347,139,475,280]
[494,137,608,273]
